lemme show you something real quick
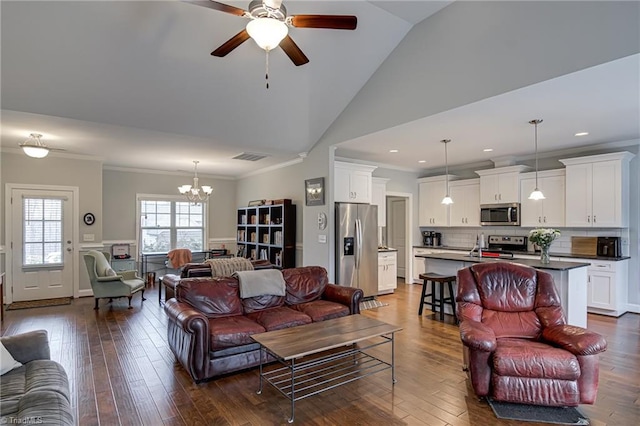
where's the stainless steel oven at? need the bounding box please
[480,203,520,226]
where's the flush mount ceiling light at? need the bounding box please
[19,133,50,158]
[575,132,589,137]
[441,139,453,205]
[178,161,213,204]
[528,119,546,201]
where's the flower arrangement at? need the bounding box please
[528,228,561,248]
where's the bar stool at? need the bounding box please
[418,272,457,322]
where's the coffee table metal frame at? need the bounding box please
[253,316,400,423]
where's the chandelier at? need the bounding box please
[178,161,212,203]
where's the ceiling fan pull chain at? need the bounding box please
[265,49,270,89]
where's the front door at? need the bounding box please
[11,188,74,301]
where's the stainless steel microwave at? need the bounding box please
[480,203,520,226]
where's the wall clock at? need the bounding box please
[83,212,95,226]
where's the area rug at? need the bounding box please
[360,299,389,310]
[488,399,590,425]
[6,297,72,311]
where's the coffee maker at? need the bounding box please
[422,231,442,247]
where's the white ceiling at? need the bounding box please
[336,54,640,171]
[1,1,638,177]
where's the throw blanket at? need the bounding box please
[233,270,286,299]
[205,257,254,277]
[167,249,192,269]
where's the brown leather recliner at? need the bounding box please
[456,262,607,407]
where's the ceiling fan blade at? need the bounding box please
[279,35,309,66]
[184,1,247,16]
[290,15,357,30]
[211,29,251,57]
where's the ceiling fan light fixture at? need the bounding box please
[246,18,288,51]
[20,133,50,158]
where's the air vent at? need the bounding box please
[232,152,268,162]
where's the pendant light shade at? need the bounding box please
[528,119,545,200]
[441,139,453,205]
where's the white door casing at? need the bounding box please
[387,191,412,283]
[5,185,79,303]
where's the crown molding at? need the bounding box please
[238,157,304,179]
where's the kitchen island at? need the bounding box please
[415,252,590,327]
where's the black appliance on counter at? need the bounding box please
[487,235,528,253]
[597,237,621,257]
[422,231,442,247]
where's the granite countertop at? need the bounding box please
[378,247,398,252]
[415,252,591,271]
[412,246,630,262]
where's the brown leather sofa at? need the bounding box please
[164,266,363,382]
[456,262,607,407]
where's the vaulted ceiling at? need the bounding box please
[1,1,638,177]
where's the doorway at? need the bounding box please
[386,194,411,280]
[6,185,78,302]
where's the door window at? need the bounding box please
[23,198,63,266]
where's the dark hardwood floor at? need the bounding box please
[1,281,638,425]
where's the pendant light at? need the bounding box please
[441,139,453,205]
[528,119,545,200]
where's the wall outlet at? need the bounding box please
[318,234,327,243]
[83,233,95,242]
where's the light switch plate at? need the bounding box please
[83,233,95,242]
[318,234,327,243]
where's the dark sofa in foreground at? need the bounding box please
[164,266,363,382]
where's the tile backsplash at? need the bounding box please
[421,226,630,256]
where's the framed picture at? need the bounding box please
[305,177,325,206]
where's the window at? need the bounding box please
[139,197,206,253]
[23,198,63,266]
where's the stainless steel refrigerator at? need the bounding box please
[335,203,378,298]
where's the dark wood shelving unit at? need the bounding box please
[236,200,296,268]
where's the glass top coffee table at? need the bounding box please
[251,314,402,423]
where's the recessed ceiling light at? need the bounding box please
[483,148,493,152]
[418,160,426,163]
[389,149,399,153]
[575,132,589,136]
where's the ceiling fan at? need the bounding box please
[186,0,358,66]
[18,133,66,159]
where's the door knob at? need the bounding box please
[66,247,73,252]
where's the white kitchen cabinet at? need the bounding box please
[334,161,377,203]
[412,247,432,283]
[475,165,530,204]
[449,179,480,227]
[372,177,390,227]
[418,175,454,226]
[520,170,565,227]
[378,251,397,294]
[569,258,629,317]
[560,152,634,228]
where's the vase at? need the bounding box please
[540,246,550,264]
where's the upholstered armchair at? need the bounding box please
[83,250,145,310]
[456,262,607,407]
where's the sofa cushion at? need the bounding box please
[209,316,266,350]
[177,277,243,318]
[291,300,350,322]
[0,360,70,418]
[493,338,580,380]
[283,266,328,305]
[246,306,312,331]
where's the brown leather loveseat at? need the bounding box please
[456,262,607,407]
[164,266,363,382]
